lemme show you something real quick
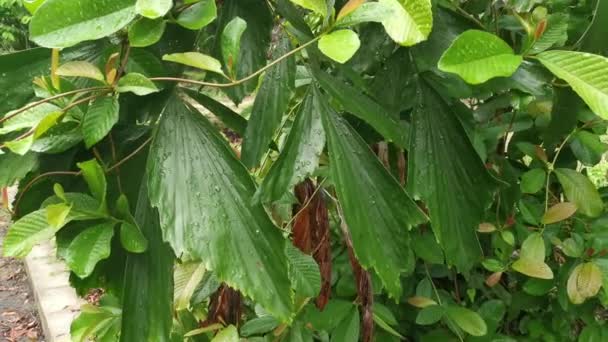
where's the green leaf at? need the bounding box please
[4,135,34,156]
[570,131,608,166]
[3,209,70,257]
[46,203,71,228]
[65,222,115,278]
[412,231,444,264]
[331,306,359,342]
[147,95,292,321]
[128,17,166,47]
[438,30,523,84]
[335,2,392,27]
[23,0,45,14]
[174,262,206,311]
[555,168,604,217]
[379,0,433,46]
[117,72,159,96]
[29,0,137,48]
[221,17,247,79]
[162,52,225,76]
[446,306,487,337]
[211,325,238,342]
[71,301,121,342]
[240,316,279,337]
[120,222,148,253]
[181,88,247,135]
[289,0,327,17]
[253,87,325,204]
[562,235,584,258]
[530,13,568,54]
[519,233,545,261]
[312,68,407,148]
[120,182,174,341]
[0,152,38,188]
[286,244,321,298]
[541,202,577,224]
[520,168,546,194]
[77,159,107,207]
[321,99,426,299]
[56,61,105,82]
[567,262,603,304]
[512,233,554,279]
[136,0,172,18]
[537,50,608,120]
[82,96,120,148]
[318,29,361,64]
[34,111,63,139]
[176,0,216,30]
[0,103,61,135]
[408,81,496,271]
[0,48,50,115]
[241,30,294,168]
[416,305,444,325]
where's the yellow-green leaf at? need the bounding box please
[512,258,554,279]
[162,52,225,76]
[46,203,71,229]
[541,202,577,224]
[567,262,603,304]
[56,61,105,82]
[379,0,432,46]
[318,29,361,64]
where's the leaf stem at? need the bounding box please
[150,36,321,88]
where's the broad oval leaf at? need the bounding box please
[29,0,137,48]
[147,95,292,321]
[318,29,361,64]
[136,0,172,19]
[321,99,427,299]
[408,81,496,271]
[520,168,546,194]
[65,222,115,278]
[241,30,295,168]
[176,0,217,30]
[221,17,247,79]
[519,233,546,261]
[567,262,603,304]
[530,13,568,54]
[438,30,523,84]
[56,61,105,82]
[537,50,608,119]
[211,325,238,342]
[289,0,327,17]
[240,316,279,337]
[446,306,488,337]
[82,95,120,148]
[3,209,71,257]
[379,0,432,46]
[46,203,71,228]
[555,168,604,217]
[416,305,444,325]
[162,52,225,76]
[0,103,60,135]
[541,202,577,225]
[286,244,321,298]
[120,222,149,253]
[117,72,159,96]
[128,17,166,47]
[512,258,554,279]
[0,152,38,188]
[407,296,437,308]
[253,87,325,204]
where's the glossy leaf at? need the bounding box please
[176,0,216,30]
[530,13,568,54]
[555,168,604,217]
[120,182,174,341]
[221,17,247,79]
[82,95,119,148]
[117,72,159,96]
[71,301,121,342]
[136,0,172,19]
[77,159,107,207]
[147,95,292,321]
[379,0,433,46]
[318,29,361,64]
[312,68,407,147]
[416,305,444,325]
[128,17,166,47]
[520,168,546,194]
[570,131,608,166]
[65,222,115,278]
[438,30,523,84]
[29,0,137,48]
[290,0,327,17]
[541,202,577,224]
[240,316,279,337]
[0,152,38,188]
[253,88,325,204]
[321,100,426,299]
[174,262,206,311]
[45,203,71,228]
[162,52,225,76]
[241,30,294,168]
[567,262,603,304]
[286,244,321,298]
[446,306,487,337]
[0,103,61,135]
[3,209,71,257]
[56,61,105,82]
[537,50,608,119]
[182,88,247,135]
[408,81,496,271]
[120,222,148,253]
[335,2,393,27]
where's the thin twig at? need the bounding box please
[150,36,320,88]
[106,137,153,173]
[0,87,109,125]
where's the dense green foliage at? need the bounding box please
[1,0,608,340]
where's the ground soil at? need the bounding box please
[0,209,43,341]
